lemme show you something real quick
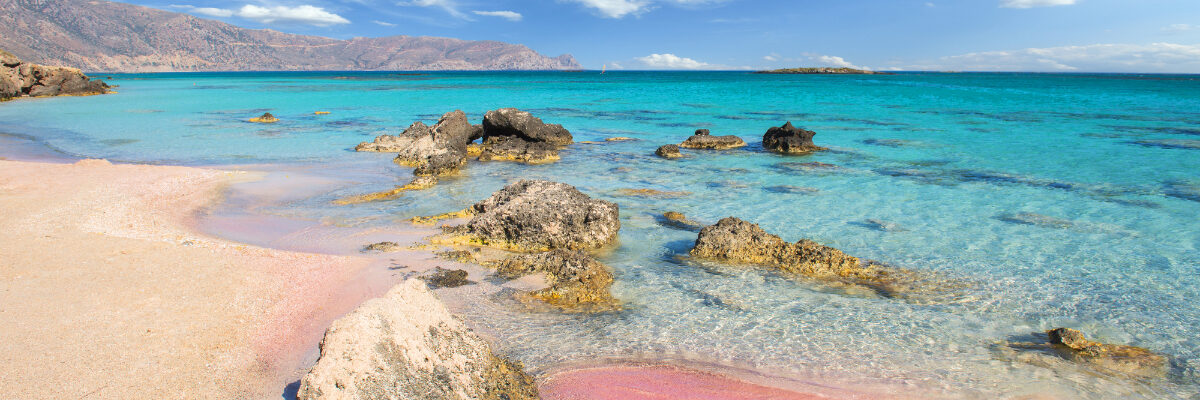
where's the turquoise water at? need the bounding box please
[3,71,1200,398]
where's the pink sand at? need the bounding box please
[540,365,851,400]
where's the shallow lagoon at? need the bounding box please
[3,71,1199,398]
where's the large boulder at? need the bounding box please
[298,280,538,400]
[482,108,572,146]
[449,180,620,252]
[0,50,108,101]
[492,249,619,312]
[679,129,746,150]
[762,122,825,154]
[356,111,479,176]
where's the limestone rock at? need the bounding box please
[449,180,620,252]
[249,113,278,123]
[660,211,704,231]
[422,268,473,289]
[762,122,825,154]
[363,242,402,252]
[492,249,619,312]
[477,136,561,164]
[0,49,109,101]
[482,108,572,146]
[1046,328,1168,378]
[655,144,683,159]
[679,129,746,150]
[297,280,539,400]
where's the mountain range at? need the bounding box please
[0,0,580,72]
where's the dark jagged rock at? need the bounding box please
[422,268,473,288]
[1002,328,1168,379]
[690,217,935,297]
[492,249,619,312]
[679,129,746,150]
[477,136,560,164]
[655,144,683,159]
[0,49,109,101]
[356,111,477,176]
[412,151,467,176]
[482,108,573,146]
[441,180,620,252]
[363,241,402,252]
[249,112,278,123]
[763,122,825,154]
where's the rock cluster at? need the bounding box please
[492,249,619,312]
[356,110,480,177]
[1,49,109,101]
[678,129,747,150]
[762,122,825,154]
[297,279,539,400]
[445,180,620,252]
[689,217,927,296]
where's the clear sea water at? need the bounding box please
[3,71,1199,398]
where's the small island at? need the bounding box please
[753,67,892,75]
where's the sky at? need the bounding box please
[151,0,1200,72]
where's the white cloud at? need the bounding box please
[895,43,1200,73]
[192,7,234,17]
[564,0,652,18]
[400,0,470,19]
[372,20,397,26]
[763,54,778,62]
[925,2,935,7]
[1162,24,1196,34]
[472,10,523,21]
[814,55,866,70]
[636,53,711,69]
[1000,0,1076,8]
[235,5,350,26]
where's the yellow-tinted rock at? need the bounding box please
[411,208,475,225]
[334,176,437,205]
[248,112,279,123]
[313,111,330,115]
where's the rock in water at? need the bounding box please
[249,113,279,123]
[422,268,473,289]
[660,211,704,231]
[1045,328,1168,378]
[447,180,620,252]
[0,49,109,101]
[655,144,683,159]
[355,111,479,176]
[689,217,939,297]
[492,249,619,312]
[762,122,825,154]
[477,136,561,164]
[298,280,539,400]
[679,129,746,150]
[482,108,573,146]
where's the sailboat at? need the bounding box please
[600,64,606,74]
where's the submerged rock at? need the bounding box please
[997,212,1073,229]
[614,188,691,198]
[443,180,620,252]
[655,144,683,159]
[334,176,437,205]
[659,211,704,231]
[0,50,109,101]
[249,112,279,123]
[422,268,473,289]
[689,217,931,297]
[1002,328,1169,379]
[679,129,746,150]
[298,280,539,400]
[762,122,824,154]
[482,108,573,146]
[492,249,619,312]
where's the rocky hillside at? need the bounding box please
[0,0,580,72]
[1,49,109,100]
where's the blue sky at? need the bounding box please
[154,0,1200,72]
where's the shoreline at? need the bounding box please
[0,154,889,399]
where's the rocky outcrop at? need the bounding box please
[297,280,539,400]
[0,49,108,101]
[762,122,825,154]
[0,0,581,72]
[355,110,478,177]
[679,129,746,150]
[655,144,682,159]
[422,268,473,289]
[477,108,572,164]
[492,249,619,312]
[1001,328,1168,379]
[442,180,620,252]
[690,217,929,297]
[248,112,278,123]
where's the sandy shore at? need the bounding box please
[0,159,372,399]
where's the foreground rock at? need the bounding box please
[492,249,619,312]
[1001,328,1168,379]
[1,49,109,101]
[762,122,825,154]
[298,280,538,400]
[689,217,931,297]
[441,180,620,252]
[655,144,683,159]
[678,129,746,150]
